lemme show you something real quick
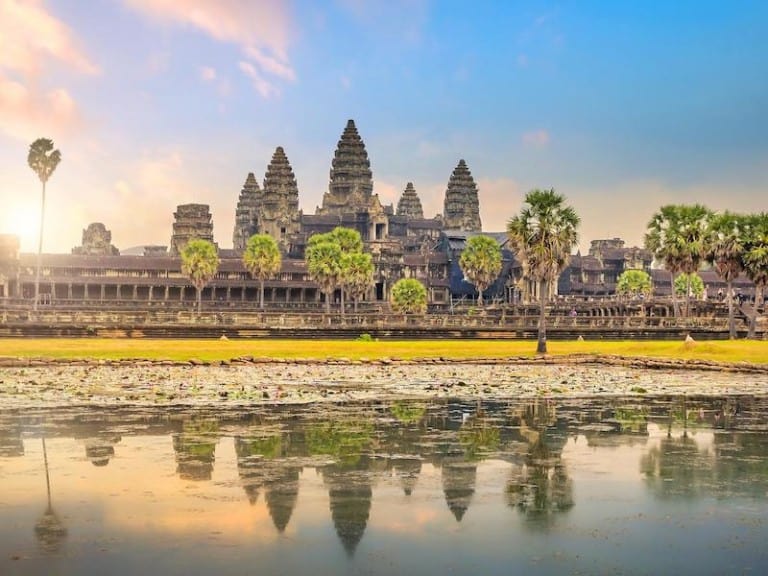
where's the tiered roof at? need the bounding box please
[396,182,424,219]
[443,159,481,232]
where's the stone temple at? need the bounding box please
[0,119,675,308]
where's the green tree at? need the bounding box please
[243,234,281,309]
[459,235,503,307]
[306,239,343,314]
[27,138,62,311]
[704,212,745,339]
[616,269,652,299]
[507,189,580,354]
[180,239,220,315]
[674,272,704,299]
[644,204,711,317]
[308,227,365,314]
[344,251,374,313]
[391,278,427,314]
[743,212,768,337]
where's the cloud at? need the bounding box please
[125,0,295,95]
[238,61,278,98]
[522,129,550,149]
[199,66,217,82]
[0,75,81,140]
[0,0,99,76]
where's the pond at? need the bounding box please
[1,396,767,575]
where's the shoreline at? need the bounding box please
[1,358,767,409]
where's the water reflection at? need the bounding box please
[2,396,767,574]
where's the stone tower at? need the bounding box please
[320,119,374,215]
[72,222,119,255]
[396,182,424,219]
[443,159,481,231]
[170,203,215,256]
[232,172,261,253]
[260,146,301,253]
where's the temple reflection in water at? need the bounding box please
[2,396,767,574]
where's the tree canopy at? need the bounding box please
[180,239,220,314]
[616,269,652,299]
[459,235,502,307]
[391,278,427,314]
[704,212,745,339]
[243,234,282,309]
[507,189,579,353]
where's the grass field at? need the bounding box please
[0,338,766,364]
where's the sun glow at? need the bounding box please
[1,200,41,253]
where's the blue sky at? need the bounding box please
[1,0,766,253]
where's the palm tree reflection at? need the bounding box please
[35,437,67,553]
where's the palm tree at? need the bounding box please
[180,239,220,315]
[742,212,768,338]
[27,138,62,311]
[704,211,745,339]
[459,235,502,307]
[644,204,711,318]
[344,251,374,313]
[242,234,281,309]
[507,189,580,354]
[308,227,364,315]
[391,278,427,314]
[306,239,343,314]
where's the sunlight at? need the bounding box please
[1,199,40,253]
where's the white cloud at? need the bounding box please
[0,0,99,76]
[522,129,550,149]
[199,66,217,82]
[0,75,81,141]
[125,0,295,96]
[238,61,278,98]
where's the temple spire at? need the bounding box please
[232,172,261,252]
[396,182,424,219]
[443,159,481,231]
[320,119,373,214]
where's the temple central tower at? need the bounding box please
[319,119,374,215]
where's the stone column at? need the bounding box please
[133,285,138,300]
[116,285,122,300]
[100,284,105,300]
[164,286,169,301]
[180,287,185,301]
[148,286,154,301]
[67,283,72,300]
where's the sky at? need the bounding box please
[1,0,766,254]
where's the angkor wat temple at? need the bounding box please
[0,120,754,308]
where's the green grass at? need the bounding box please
[0,338,765,364]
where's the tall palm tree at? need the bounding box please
[180,239,220,315]
[507,189,580,354]
[243,234,281,309]
[644,204,711,317]
[344,251,374,313]
[306,239,343,314]
[27,138,61,311]
[308,227,364,315]
[704,211,745,339]
[742,212,768,338]
[459,235,503,307]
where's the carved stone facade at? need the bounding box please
[232,173,261,253]
[396,182,424,219]
[72,222,119,256]
[170,204,215,256]
[443,160,481,232]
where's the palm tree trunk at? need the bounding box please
[259,280,265,309]
[340,286,345,316]
[34,180,46,312]
[748,284,762,339]
[670,272,679,317]
[197,287,202,315]
[325,288,331,314]
[537,279,547,354]
[727,278,735,340]
[354,296,359,313]
[478,285,484,308]
[685,275,691,318]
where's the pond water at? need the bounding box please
[1,396,767,575]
